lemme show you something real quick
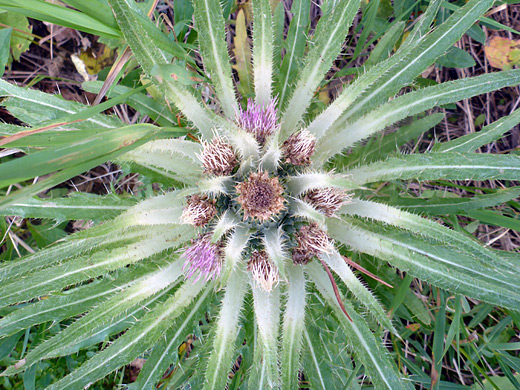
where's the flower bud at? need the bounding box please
[248,250,279,292]
[181,195,217,227]
[183,235,223,282]
[292,222,332,264]
[282,129,316,166]
[199,136,237,176]
[236,98,279,144]
[304,187,351,217]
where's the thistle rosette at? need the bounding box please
[180,99,348,289]
[1,0,520,389]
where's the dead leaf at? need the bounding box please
[485,36,520,70]
[79,45,115,75]
[232,9,252,96]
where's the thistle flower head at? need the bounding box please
[199,136,237,176]
[181,195,217,227]
[236,98,279,144]
[292,222,332,264]
[183,235,223,282]
[248,250,279,292]
[282,129,316,166]
[304,187,351,217]
[235,171,285,221]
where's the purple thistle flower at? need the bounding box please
[183,235,223,282]
[236,98,280,144]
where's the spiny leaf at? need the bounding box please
[0,193,137,221]
[252,0,274,104]
[192,0,237,118]
[203,270,247,390]
[46,280,210,389]
[280,0,361,138]
[281,265,306,389]
[306,261,412,390]
[347,153,520,185]
[328,217,520,310]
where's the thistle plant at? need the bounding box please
[1,0,520,389]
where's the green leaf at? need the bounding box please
[107,0,189,67]
[232,10,252,97]
[315,69,520,162]
[250,285,280,389]
[435,107,520,153]
[0,259,171,353]
[275,0,310,108]
[306,261,413,390]
[0,221,119,281]
[0,225,192,308]
[151,64,225,141]
[306,0,495,141]
[0,193,137,221]
[463,209,520,232]
[46,280,209,389]
[439,0,520,36]
[401,0,442,46]
[252,0,274,104]
[280,265,306,390]
[302,322,359,390]
[365,21,405,68]
[436,46,476,68]
[286,172,359,195]
[320,250,396,333]
[431,295,446,389]
[0,12,29,63]
[108,0,219,139]
[280,0,361,138]
[60,0,117,31]
[386,187,520,215]
[0,0,120,38]
[0,124,158,188]
[40,285,173,361]
[219,227,251,286]
[262,226,289,280]
[130,291,214,390]
[117,139,203,186]
[203,270,247,390]
[0,27,11,76]
[0,125,161,210]
[328,217,520,309]
[339,198,516,274]
[82,81,182,128]
[0,78,121,129]
[347,153,520,185]
[192,0,237,118]
[344,113,444,167]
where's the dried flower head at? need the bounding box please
[183,235,223,282]
[248,250,279,292]
[199,136,237,176]
[236,171,285,221]
[236,98,279,144]
[181,195,217,227]
[304,187,351,217]
[282,129,316,166]
[292,222,332,264]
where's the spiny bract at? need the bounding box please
[1,0,520,389]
